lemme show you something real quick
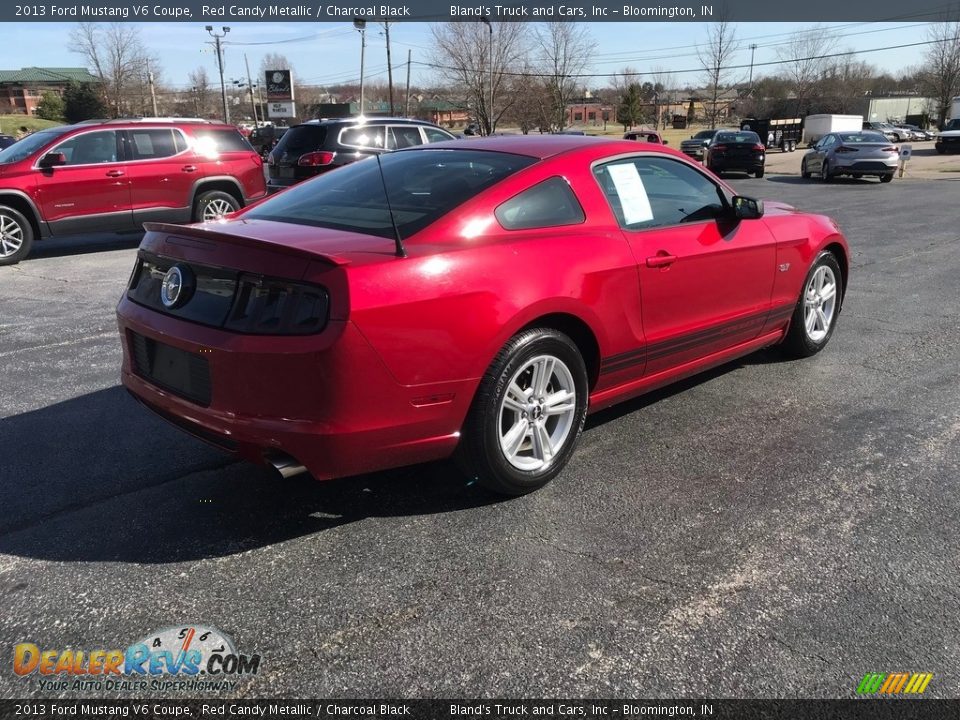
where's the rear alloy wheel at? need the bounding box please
[193,190,240,222]
[879,174,893,183]
[457,328,588,496]
[782,251,842,358]
[0,206,34,266]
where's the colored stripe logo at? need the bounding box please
[857,673,933,695]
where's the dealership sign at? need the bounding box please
[265,69,294,101]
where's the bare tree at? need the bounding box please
[697,18,740,128]
[429,21,529,135]
[918,17,960,126]
[69,23,155,117]
[188,66,213,118]
[260,53,295,78]
[820,55,877,114]
[534,22,596,131]
[776,26,835,116]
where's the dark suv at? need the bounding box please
[266,117,456,193]
[0,118,266,265]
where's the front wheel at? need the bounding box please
[879,173,893,183]
[193,190,240,223]
[781,252,843,358]
[0,205,34,266]
[456,328,588,495]
[801,160,812,179]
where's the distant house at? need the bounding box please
[415,99,469,128]
[0,67,101,115]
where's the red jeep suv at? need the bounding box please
[0,119,266,265]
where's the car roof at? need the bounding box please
[401,134,688,161]
[299,117,442,128]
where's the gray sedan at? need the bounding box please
[801,131,899,183]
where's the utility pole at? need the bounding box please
[206,25,231,123]
[404,49,412,117]
[244,54,258,124]
[480,16,493,135]
[354,18,366,116]
[748,43,758,92]
[383,22,394,115]
[146,60,158,117]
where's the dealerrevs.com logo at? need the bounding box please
[13,625,260,693]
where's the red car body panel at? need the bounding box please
[117,136,849,481]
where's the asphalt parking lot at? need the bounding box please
[1,176,958,699]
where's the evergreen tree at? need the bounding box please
[63,83,106,124]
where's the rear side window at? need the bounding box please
[339,126,385,149]
[387,126,424,149]
[246,149,536,241]
[424,128,454,143]
[192,129,252,154]
[274,125,327,155]
[129,129,183,160]
[495,177,585,230]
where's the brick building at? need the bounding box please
[0,67,100,115]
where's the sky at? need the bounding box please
[0,21,934,92]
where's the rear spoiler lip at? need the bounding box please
[141,222,351,266]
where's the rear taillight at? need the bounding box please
[835,146,858,153]
[298,151,335,167]
[225,275,330,335]
[752,144,765,152]
[882,146,899,153]
[711,144,727,152]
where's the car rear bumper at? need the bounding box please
[708,158,765,172]
[832,158,897,175]
[117,297,471,480]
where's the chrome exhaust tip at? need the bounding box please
[264,451,308,479]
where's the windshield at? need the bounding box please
[273,125,327,156]
[0,128,70,164]
[246,149,536,240]
[693,130,716,140]
[838,132,889,144]
[714,132,760,144]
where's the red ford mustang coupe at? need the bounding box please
[117,136,848,495]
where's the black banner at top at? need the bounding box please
[3,0,959,22]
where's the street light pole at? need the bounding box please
[206,25,231,124]
[354,19,367,116]
[480,16,493,135]
[748,43,758,92]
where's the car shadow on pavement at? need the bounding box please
[0,386,501,565]
[26,232,144,261]
[764,176,879,185]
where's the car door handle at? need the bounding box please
[646,252,678,268]
[105,169,125,177]
[181,165,197,173]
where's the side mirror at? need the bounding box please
[39,152,67,168]
[732,195,764,220]
[663,139,669,145]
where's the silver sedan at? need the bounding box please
[801,131,899,183]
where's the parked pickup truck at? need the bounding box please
[935,118,960,154]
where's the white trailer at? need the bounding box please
[951,97,960,121]
[802,114,864,145]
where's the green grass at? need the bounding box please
[0,115,65,134]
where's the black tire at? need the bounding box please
[820,160,834,183]
[456,328,589,496]
[0,205,34,266]
[879,173,893,183]
[801,160,812,179]
[852,174,863,179]
[192,190,240,223]
[755,168,765,178]
[935,146,945,155]
[781,251,843,359]
[789,140,797,152]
